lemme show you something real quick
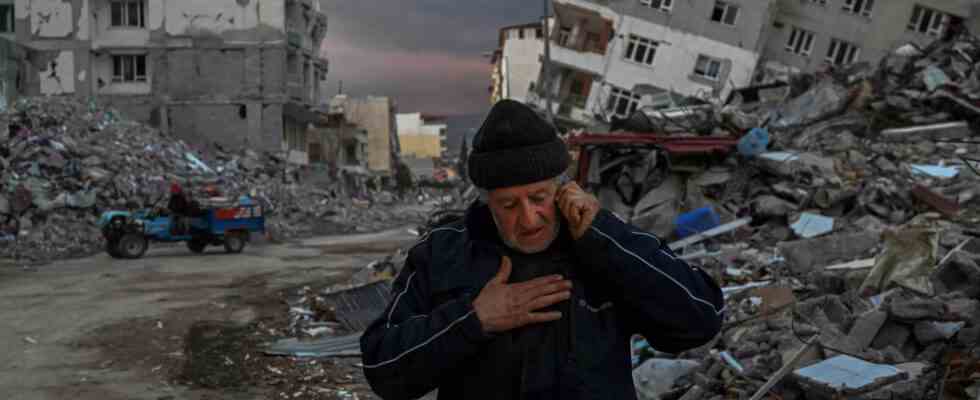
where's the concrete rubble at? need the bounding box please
[602,33,980,400]
[0,97,428,265]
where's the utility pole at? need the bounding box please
[541,0,554,125]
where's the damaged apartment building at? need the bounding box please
[495,0,980,130]
[9,0,328,161]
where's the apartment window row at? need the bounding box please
[799,0,873,18]
[783,27,860,66]
[624,34,658,67]
[111,0,146,28]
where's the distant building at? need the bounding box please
[759,0,979,81]
[10,0,328,160]
[396,112,448,159]
[333,95,399,176]
[500,0,980,130]
[490,21,545,104]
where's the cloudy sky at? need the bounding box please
[319,0,542,117]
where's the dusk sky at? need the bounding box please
[319,0,543,117]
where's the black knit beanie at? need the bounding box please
[467,100,570,190]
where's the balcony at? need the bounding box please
[549,44,605,76]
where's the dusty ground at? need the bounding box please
[0,226,421,400]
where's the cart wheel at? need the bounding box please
[118,233,148,259]
[106,239,122,258]
[187,239,207,254]
[224,232,246,254]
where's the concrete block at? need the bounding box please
[956,325,980,346]
[872,321,911,350]
[848,311,889,349]
[779,232,879,275]
[752,195,798,218]
[932,253,980,298]
[913,321,964,344]
[889,298,944,320]
[793,355,908,399]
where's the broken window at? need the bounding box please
[519,28,525,39]
[110,0,146,28]
[803,0,827,5]
[557,27,572,47]
[826,38,860,66]
[624,34,657,67]
[693,55,723,80]
[907,5,960,37]
[841,0,874,18]
[606,86,641,119]
[785,26,815,56]
[639,0,672,13]
[535,27,543,39]
[0,5,14,33]
[112,54,147,83]
[711,1,739,26]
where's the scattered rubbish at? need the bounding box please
[674,207,721,239]
[23,337,37,345]
[909,164,960,179]
[790,213,834,239]
[859,229,939,296]
[632,359,700,400]
[265,333,362,358]
[737,127,770,157]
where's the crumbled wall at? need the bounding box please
[38,50,73,94]
[19,0,73,38]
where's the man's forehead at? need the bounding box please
[489,179,558,200]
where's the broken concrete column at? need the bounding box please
[848,310,889,349]
[778,231,879,275]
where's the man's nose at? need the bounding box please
[518,202,541,228]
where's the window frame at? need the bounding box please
[639,0,673,13]
[841,0,874,18]
[623,34,659,67]
[606,86,642,119]
[785,26,815,56]
[907,5,951,37]
[111,54,148,83]
[109,0,147,28]
[826,38,860,66]
[693,55,723,81]
[711,1,740,26]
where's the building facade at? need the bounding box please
[525,0,775,128]
[506,0,979,129]
[11,0,328,160]
[395,112,447,159]
[490,21,544,105]
[332,94,399,176]
[760,0,979,80]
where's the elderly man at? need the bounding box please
[360,100,724,400]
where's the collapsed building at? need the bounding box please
[9,0,328,159]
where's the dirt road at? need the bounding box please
[0,227,419,400]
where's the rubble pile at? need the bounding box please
[602,35,980,400]
[0,97,423,264]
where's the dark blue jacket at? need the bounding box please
[360,203,725,400]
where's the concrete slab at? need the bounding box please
[794,355,908,399]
